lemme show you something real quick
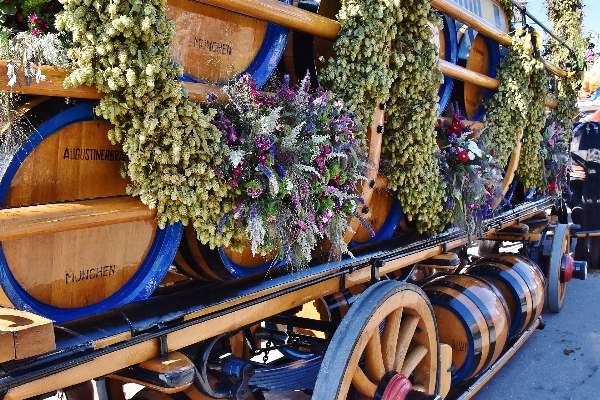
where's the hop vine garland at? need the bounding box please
[516,32,548,190]
[56,0,235,248]
[544,0,586,132]
[383,2,451,234]
[482,28,546,181]
[319,0,402,145]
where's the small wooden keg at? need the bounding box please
[423,274,510,384]
[467,253,546,339]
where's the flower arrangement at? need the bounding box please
[540,119,571,199]
[2,0,69,86]
[437,113,503,237]
[210,74,368,268]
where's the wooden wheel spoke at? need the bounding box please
[352,367,378,398]
[400,345,428,377]
[364,327,386,382]
[381,308,403,371]
[394,314,420,372]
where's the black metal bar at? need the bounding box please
[509,0,576,56]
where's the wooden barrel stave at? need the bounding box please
[450,27,501,120]
[423,274,509,384]
[467,253,546,339]
[0,97,182,322]
[168,0,292,88]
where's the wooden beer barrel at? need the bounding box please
[173,224,283,280]
[0,97,182,322]
[423,274,510,384]
[450,27,501,120]
[167,0,291,87]
[467,253,546,339]
[351,186,404,246]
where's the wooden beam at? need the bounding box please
[0,61,226,103]
[190,0,340,40]
[440,59,499,90]
[440,60,557,108]
[0,197,156,241]
[431,0,567,78]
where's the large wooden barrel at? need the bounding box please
[450,27,501,120]
[167,0,291,87]
[423,274,510,384]
[467,254,546,339]
[0,97,182,322]
[173,224,283,280]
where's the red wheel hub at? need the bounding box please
[381,373,413,400]
[561,254,574,283]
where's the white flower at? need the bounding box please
[229,150,246,167]
[467,140,482,158]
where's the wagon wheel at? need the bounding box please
[547,224,570,313]
[313,280,440,399]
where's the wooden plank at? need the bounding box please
[192,0,340,40]
[0,307,55,363]
[0,197,156,241]
[440,60,558,108]
[0,61,226,102]
[432,0,567,78]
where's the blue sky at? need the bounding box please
[522,0,600,40]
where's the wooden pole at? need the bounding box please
[0,61,227,102]
[431,0,567,78]
[189,0,340,40]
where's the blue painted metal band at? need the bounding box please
[426,289,480,385]
[470,262,529,339]
[437,279,498,373]
[0,101,182,322]
[438,13,458,114]
[350,196,404,247]
[217,247,285,278]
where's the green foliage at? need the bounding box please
[383,3,451,234]
[319,0,402,146]
[56,0,234,248]
[483,28,548,192]
[544,0,585,129]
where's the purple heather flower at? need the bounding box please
[28,13,37,23]
[206,92,218,103]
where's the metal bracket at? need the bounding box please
[371,259,382,284]
[339,273,346,292]
[158,334,168,360]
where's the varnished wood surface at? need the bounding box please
[0,61,228,103]
[1,110,158,309]
[167,0,268,84]
[0,308,55,363]
[462,34,491,118]
[0,197,155,241]
[425,275,509,382]
[469,255,545,339]
[193,0,340,40]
